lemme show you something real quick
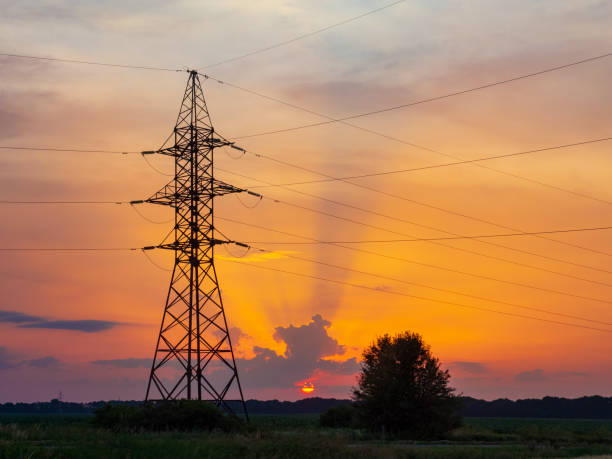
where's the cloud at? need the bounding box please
[24,356,62,369]
[274,314,346,362]
[235,314,357,390]
[515,369,548,382]
[450,361,489,374]
[514,369,589,383]
[0,310,42,323]
[558,371,589,378]
[0,347,62,370]
[19,320,121,333]
[0,309,122,333]
[317,357,361,375]
[0,347,18,370]
[91,358,151,368]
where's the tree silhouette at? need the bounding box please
[353,331,461,438]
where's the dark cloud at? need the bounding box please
[273,314,345,363]
[514,369,589,383]
[20,320,120,333]
[450,361,489,374]
[0,347,61,370]
[0,310,42,323]
[0,309,122,333]
[91,358,151,368]
[317,357,361,375]
[0,347,18,370]
[235,314,357,389]
[24,356,62,369]
[211,326,250,347]
[515,369,548,382]
[558,371,589,378]
[229,326,249,346]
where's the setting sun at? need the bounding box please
[300,382,315,394]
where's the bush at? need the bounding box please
[93,400,244,432]
[320,404,357,428]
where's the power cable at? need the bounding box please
[0,52,181,72]
[246,244,612,327]
[228,52,612,139]
[4,184,610,281]
[0,200,126,204]
[140,153,174,176]
[0,146,138,154]
[130,204,174,224]
[0,247,139,251]
[248,137,612,187]
[203,72,612,207]
[141,249,173,272]
[246,225,612,243]
[225,149,612,259]
[221,259,612,334]
[197,0,407,70]
[217,168,612,277]
[215,216,612,305]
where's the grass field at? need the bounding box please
[1,414,612,458]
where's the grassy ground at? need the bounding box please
[1,414,612,458]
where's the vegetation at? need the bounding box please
[319,403,357,428]
[4,396,612,418]
[353,331,462,438]
[93,400,243,432]
[2,414,612,458]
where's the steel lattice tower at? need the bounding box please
[136,71,249,417]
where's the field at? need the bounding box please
[2,414,612,458]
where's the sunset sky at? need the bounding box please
[1,0,611,403]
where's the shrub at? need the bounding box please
[320,404,357,428]
[93,400,244,432]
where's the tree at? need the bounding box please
[353,331,461,438]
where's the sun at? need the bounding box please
[300,382,315,394]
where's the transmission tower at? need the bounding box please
[134,70,252,418]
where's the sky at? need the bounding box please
[0,0,611,403]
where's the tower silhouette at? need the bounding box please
[137,71,249,417]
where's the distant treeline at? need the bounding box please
[461,396,612,419]
[2,396,612,419]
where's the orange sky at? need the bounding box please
[0,0,611,402]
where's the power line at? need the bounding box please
[0,52,181,72]
[243,244,612,327]
[0,247,139,251]
[229,52,612,139]
[0,201,126,204]
[197,0,407,70]
[6,182,610,280]
[0,146,138,154]
[221,258,612,334]
[6,183,611,280]
[204,73,612,207]
[217,168,612,279]
[227,149,612,259]
[216,216,612,305]
[246,225,612,244]
[248,137,612,187]
[130,204,174,224]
